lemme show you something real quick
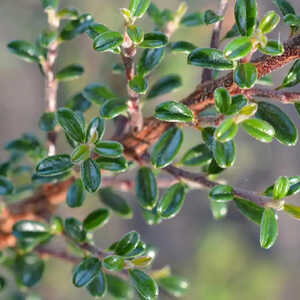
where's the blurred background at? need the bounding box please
[1,0,300,299]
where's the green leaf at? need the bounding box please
[234,197,264,224]
[139,32,168,48]
[39,112,57,132]
[0,176,14,195]
[83,83,117,105]
[15,253,44,287]
[157,182,188,219]
[274,0,296,17]
[210,200,228,219]
[100,99,128,119]
[71,144,90,164]
[234,0,257,36]
[202,127,216,151]
[234,63,257,89]
[128,25,144,44]
[280,60,300,89]
[212,139,236,168]
[56,64,84,81]
[36,154,73,176]
[283,204,300,220]
[215,118,238,143]
[86,269,107,297]
[273,176,290,200]
[0,276,6,291]
[41,0,58,10]
[214,87,232,114]
[154,101,193,123]
[57,108,85,143]
[129,75,149,94]
[57,8,79,20]
[234,103,257,123]
[129,269,158,300]
[259,11,280,34]
[107,274,134,299]
[264,176,300,197]
[13,220,50,241]
[65,217,86,242]
[94,141,123,158]
[81,158,101,193]
[129,0,151,18]
[242,118,275,143]
[181,12,205,27]
[93,31,123,52]
[66,93,91,113]
[115,231,140,256]
[284,14,300,26]
[260,208,278,249]
[96,156,128,172]
[87,23,109,39]
[85,117,105,144]
[256,101,298,146]
[151,127,183,168]
[209,185,234,202]
[138,48,165,76]
[148,75,182,99]
[204,10,222,25]
[7,40,40,63]
[142,208,162,225]
[227,94,248,115]
[38,29,58,48]
[224,37,252,61]
[83,208,110,231]
[67,179,86,208]
[188,48,235,70]
[99,188,133,218]
[136,167,158,210]
[73,257,101,287]
[170,41,197,54]
[158,275,189,298]
[258,40,284,56]
[181,144,212,167]
[103,256,125,271]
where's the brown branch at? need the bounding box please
[201,0,229,83]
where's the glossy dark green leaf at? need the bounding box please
[273,176,290,200]
[242,118,275,143]
[15,253,44,287]
[100,99,128,119]
[71,144,90,164]
[83,208,110,231]
[103,255,125,271]
[284,14,300,26]
[36,154,73,176]
[13,220,50,241]
[215,118,238,142]
[87,23,109,39]
[234,197,264,224]
[234,0,257,36]
[158,275,189,298]
[65,217,86,242]
[107,274,134,299]
[73,257,101,287]
[0,161,10,177]
[129,269,158,300]
[148,75,182,99]
[280,60,300,89]
[83,83,117,105]
[7,40,40,63]
[234,63,257,89]
[188,48,235,70]
[214,87,232,114]
[259,40,284,56]
[204,10,222,24]
[202,127,216,151]
[259,11,280,34]
[209,185,234,203]
[124,240,147,258]
[57,108,85,143]
[224,37,252,61]
[181,12,205,27]
[86,269,107,297]
[227,94,248,115]
[136,167,158,210]
[283,204,300,220]
[260,208,278,249]
[137,48,165,76]
[129,0,151,18]
[151,127,183,168]
[38,29,58,48]
[99,188,133,218]
[210,200,228,219]
[139,32,168,48]
[129,75,149,94]
[274,0,296,17]
[158,182,188,219]
[0,176,14,195]
[85,117,105,144]
[38,112,57,132]
[56,64,84,81]
[154,101,193,123]
[96,156,128,172]
[256,101,298,146]
[94,141,123,158]
[115,231,140,256]
[81,158,101,193]
[67,179,85,208]
[128,25,144,44]
[142,207,162,225]
[170,41,197,54]
[212,139,236,168]
[264,176,300,198]
[93,31,123,52]
[181,144,212,166]
[66,93,91,113]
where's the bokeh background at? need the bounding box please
[1,0,300,299]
